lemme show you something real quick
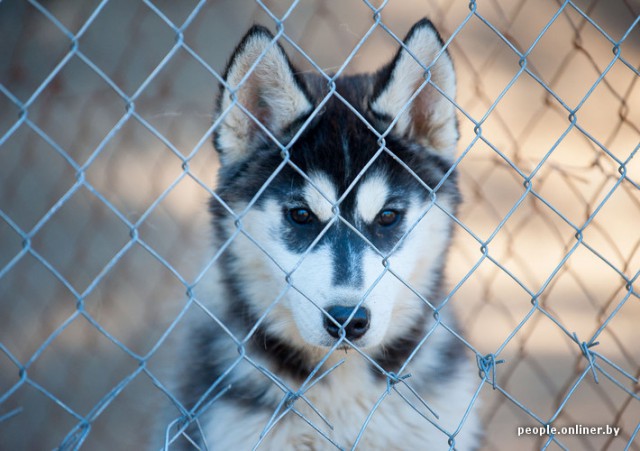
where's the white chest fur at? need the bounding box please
[201,354,480,450]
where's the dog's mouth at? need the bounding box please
[324,334,376,352]
[314,336,364,352]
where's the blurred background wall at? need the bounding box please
[0,0,639,449]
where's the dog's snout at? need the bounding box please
[324,305,370,340]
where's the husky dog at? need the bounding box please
[169,18,480,450]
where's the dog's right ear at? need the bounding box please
[214,26,313,165]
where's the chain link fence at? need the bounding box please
[1,0,639,449]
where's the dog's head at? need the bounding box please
[211,19,459,352]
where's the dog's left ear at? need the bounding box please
[371,19,457,159]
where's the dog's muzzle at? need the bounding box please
[324,305,370,341]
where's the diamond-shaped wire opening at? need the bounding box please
[0,257,76,375]
[82,239,194,357]
[537,245,625,332]
[280,1,374,73]
[480,75,565,159]
[25,314,142,413]
[134,48,220,161]
[84,118,186,224]
[495,311,580,416]
[0,125,77,232]
[539,4,619,108]
[578,60,640,161]
[76,1,178,97]
[450,253,535,353]
[135,177,212,278]
[24,55,129,166]
[456,143,530,239]
[31,186,132,294]
[488,193,579,290]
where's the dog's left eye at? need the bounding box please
[288,208,313,225]
[377,209,401,227]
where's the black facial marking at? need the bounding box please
[329,224,366,287]
[250,325,315,381]
[279,201,324,254]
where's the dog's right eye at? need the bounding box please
[288,208,313,225]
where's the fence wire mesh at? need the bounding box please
[1,0,639,449]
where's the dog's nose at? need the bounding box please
[324,305,370,340]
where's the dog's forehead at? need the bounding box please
[302,171,391,223]
[303,172,337,222]
[354,175,389,222]
[292,91,381,170]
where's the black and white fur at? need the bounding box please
[168,19,480,450]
